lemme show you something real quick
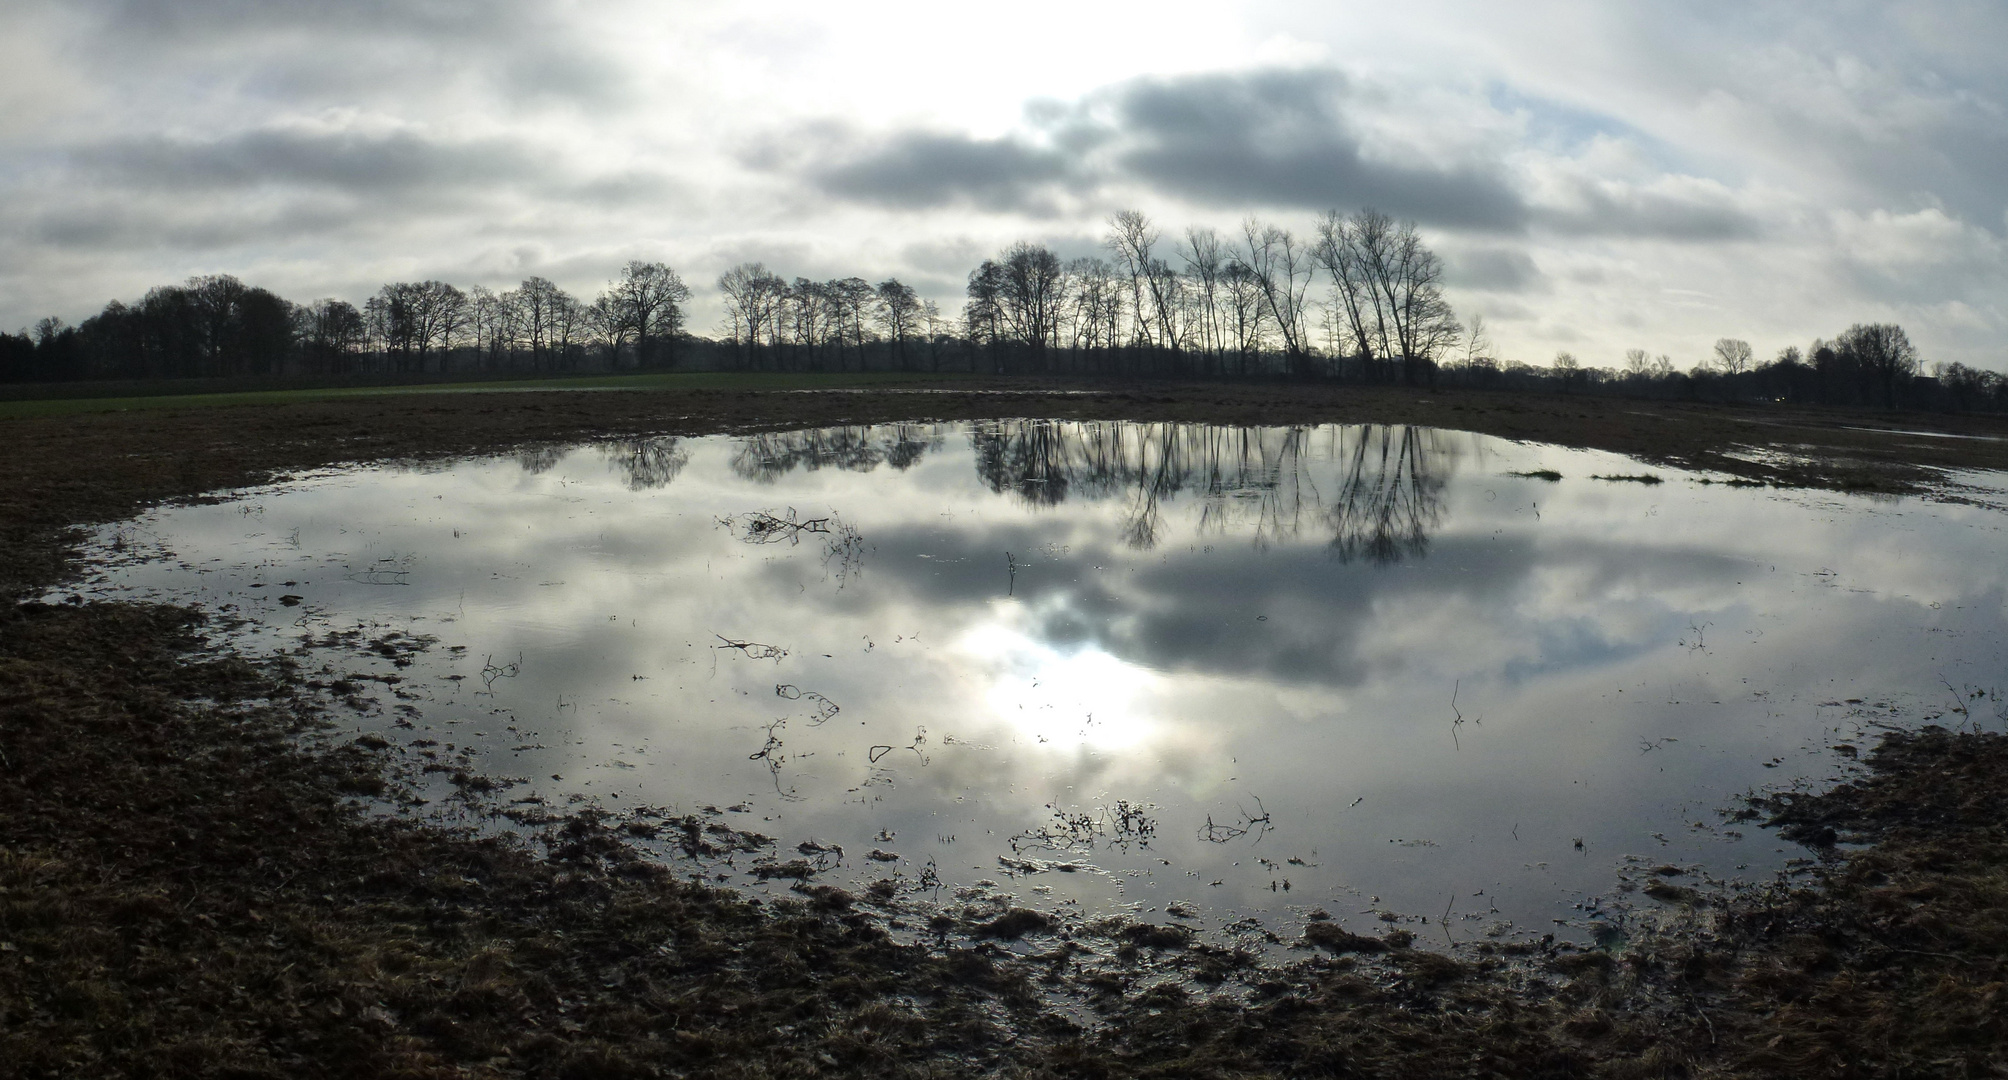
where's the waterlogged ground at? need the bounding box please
[70,421,2008,947]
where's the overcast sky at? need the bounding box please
[3,0,2003,370]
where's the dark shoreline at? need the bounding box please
[4,380,2005,1077]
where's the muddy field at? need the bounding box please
[3,378,2006,1078]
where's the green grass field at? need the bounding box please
[0,370,963,419]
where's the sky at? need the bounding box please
[2,0,2004,371]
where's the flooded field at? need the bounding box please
[70,421,2008,947]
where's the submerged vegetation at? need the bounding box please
[2,382,2006,1076]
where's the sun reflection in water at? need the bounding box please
[961,622,1159,752]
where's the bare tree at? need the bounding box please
[1065,257,1121,356]
[826,277,876,371]
[551,289,590,369]
[607,261,690,368]
[1179,226,1227,372]
[1836,323,1919,408]
[1553,351,1581,392]
[873,278,921,370]
[1221,258,1267,375]
[300,298,365,374]
[919,298,946,372]
[1460,314,1494,369]
[1237,218,1315,375]
[964,260,1005,370]
[589,293,632,368]
[1315,210,1459,384]
[717,262,788,367]
[506,277,569,371]
[1624,348,1651,377]
[1712,337,1754,375]
[1105,209,1161,351]
[997,242,1066,368]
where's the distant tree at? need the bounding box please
[1623,348,1651,377]
[1835,323,1918,409]
[825,276,876,371]
[1553,351,1580,392]
[607,261,690,368]
[588,293,632,368]
[1104,209,1162,351]
[1713,337,1754,375]
[0,329,36,382]
[506,277,570,371]
[996,242,1066,368]
[964,260,1005,370]
[1237,217,1315,376]
[551,290,590,369]
[873,278,921,370]
[1220,258,1266,375]
[300,299,365,374]
[1179,226,1227,371]
[1460,314,1494,369]
[1314,209,1459,385]
[919,298,947,372]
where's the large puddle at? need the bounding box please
[71,421,2008,946]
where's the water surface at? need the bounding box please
[76,421,2008,944]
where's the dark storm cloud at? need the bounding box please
[22,197,363,251]
[71,128,547,195]
[787,67,1528,229]
[81,0,625,106]
[1103,69,1529,231]
[808,131,1084,213]
[1534,181,1762,242]
[1447,247,1543,292]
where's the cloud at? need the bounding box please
[806,130,1083,213]
[76,0,627,108]
[70,127,548,196]
[1101,69,1529,231]
[1531,175,1762,242]
[781,67,1529,230]
[1447,247,1543,292]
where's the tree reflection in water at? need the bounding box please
[730,424,948,483]
[589,420,1455,563]
[970,421,1454,561]
[600,437,691,490]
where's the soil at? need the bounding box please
[4,377,2005,1078]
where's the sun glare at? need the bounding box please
[961,622,1160,753]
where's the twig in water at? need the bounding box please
[714,635,787,661]
[776,684,840,724]
[480,652,522,692]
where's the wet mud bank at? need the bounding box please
[4,382,2006,1077]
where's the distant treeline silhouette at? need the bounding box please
[4,208,2002,413]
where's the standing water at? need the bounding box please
[69,421,2008,945]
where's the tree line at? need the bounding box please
[0,262,691,382]
[5,207,2002,413]
[712,208,1459,384]
[1520,322,2004,412]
